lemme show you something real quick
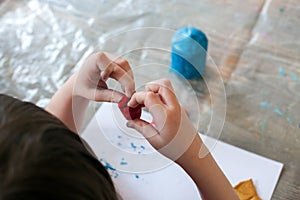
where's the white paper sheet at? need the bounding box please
[82,103,283,200]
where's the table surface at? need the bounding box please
[0,0,299,199]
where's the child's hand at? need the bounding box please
[74,52,135,103]
[127,79,198,161]
[47,52,135,132]
[127,79,239,200]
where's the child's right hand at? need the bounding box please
[127,79,239,200]
[127,79,199,161]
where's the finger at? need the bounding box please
[100,62,135,97]
[146,79,175,92]
[128,92,166,129]
[145,79,178,106]
[92,88,124,103]
[104,53,134,84]
[105,53,132,73]
[97,80,108,89]
[113,68,135,97]
[127,119,163,149]
[113,57,134,79]
[127,91,164,109]
[95,52,135,97]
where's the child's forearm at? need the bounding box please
[46,74,89,133]
[176,136,239,200]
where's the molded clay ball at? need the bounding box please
[118,96,143,120]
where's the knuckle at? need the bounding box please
[146,92,156,100]
[120,59,129,66]
[146,81,159,89]
[96,52,105,59]
[123,71,132,79]
[145,82,152,88]
[115,57,128,66]
[96,52,107,62]
[130,92,137,99]
[167,110,179,123]
[161,79,171,86]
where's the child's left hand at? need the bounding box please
[47,52,135,132]
[73,52,135,102]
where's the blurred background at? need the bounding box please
[0,0,299,199]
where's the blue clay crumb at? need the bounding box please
[120,161,127,165]
[260,102,272,108]
[273,108,283,116]
[100,159,116,171]
[278,67,299,81]
[113,173,119,178]
[290,73,298,81]
[100,159,119,178]
[104,162,116,171]
[120,157,127,165]
[135,174,139,179]
[130,142,137,150]
[279,67,285,76]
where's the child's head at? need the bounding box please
[0,94,118,200]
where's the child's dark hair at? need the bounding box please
[0,94,119,200]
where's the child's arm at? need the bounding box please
[127,79,239,200]
[46,52,135,133]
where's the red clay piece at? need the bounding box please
[118,96,143,120]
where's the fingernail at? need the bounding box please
[126,121,133,128]
[129,89,135,97]
[102,76,108,81]
[125,90,131,98]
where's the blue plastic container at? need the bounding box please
[170,27,208,79]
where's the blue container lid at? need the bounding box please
[171,27,208,79]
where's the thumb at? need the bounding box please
[127,119,163,149]
[93,88,124,103]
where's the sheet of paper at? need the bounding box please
[82,103,283,200]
